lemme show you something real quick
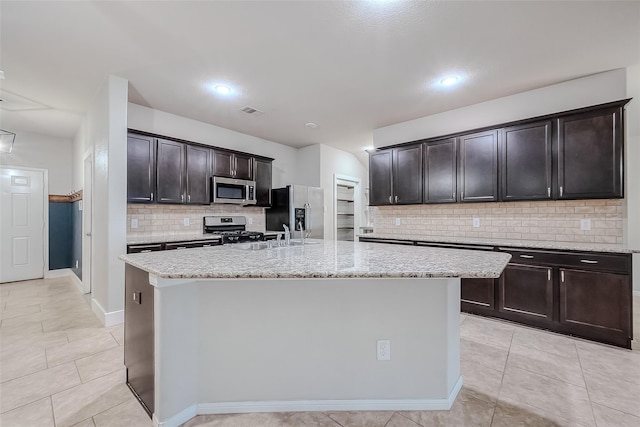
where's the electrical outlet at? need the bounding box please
[395,218,401,226]
[75,260,79,269]
[131,218,138,229]
[580,219,591,231]
[248,217,253,225]
[183,217,190,227]
[377,340,391,361]
[473,217,480,228]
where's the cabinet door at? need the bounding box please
[557,107,623,199]
[185,145,211,204]
[559,268,631,346]
[234,154,253,180]
[499,264,553,324]
[212,150,234,178]
[127,134,156,203]
[392,144,423,204]
[424,138,457,203]
[254,158,273,207]
[500,121,552,201]
[369,150,393,205]
[459,130,498,202]
[461,278,495,314]
[156,139,185,204]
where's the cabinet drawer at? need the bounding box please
[416,242,494,251]
[498,248,630,273]
[358,237,415,246]
[165,240,220,250]
[127,243,164,254]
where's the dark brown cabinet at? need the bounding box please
[458,130,498,202]
[498,263,553,325]
[369,150,393,206]
[369,145,422,206]
[557,107,624,199]
[559,268,631,345]
[424,138,457,203]
[254,158,273,207]
[126,243,164,254]
[461,278,495,313]
[124,264,154,416]
[127,134,156,203]
[156,139,185,204]
[213,150,253,180]
[500,121,552,201]
[185,145,212,204]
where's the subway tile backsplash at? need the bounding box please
[370,199,623,244]
[127,204,266,238]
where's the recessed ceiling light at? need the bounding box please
[305,122,318,129]
[214,85,232,95]
[440,75,459,86]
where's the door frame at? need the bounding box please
[1,165,49,279]
[333,174,361,241]
[82,150,93,295]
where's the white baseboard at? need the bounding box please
[45,268,71,279]
[153,377,463,427]
[70,272,83,293]
[91,298,124,327]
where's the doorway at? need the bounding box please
[82,153,93,294]
[0,166,47,283]
[334,174,361,241]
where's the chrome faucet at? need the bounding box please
[283,224,290,246]
[298,221,305,245]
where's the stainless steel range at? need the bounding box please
[203,216,264,244]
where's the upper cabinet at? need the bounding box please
[185,145,212,204]
[127,134,156,203]
[368,99,629,207]
[424,138,457,204]
[557,107,623,199]
[500,121,552,201]
[458,130,498,202]
[254,158,273,207]
[369,145,422,206]
[213,150,253,180]
[156,139,185,204]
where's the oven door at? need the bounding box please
[211,176,257,205]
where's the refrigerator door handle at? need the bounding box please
[305,203,311,237]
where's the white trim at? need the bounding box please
[333,173,361,241]
[45,268,72,279]
[153,405,196,427]
[91,298,124,326]
[69,270,83,292]
[633,290,640,297]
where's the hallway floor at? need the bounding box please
[1,276,639,427]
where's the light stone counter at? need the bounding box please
[361,234,640,254]
[119,238,511,279]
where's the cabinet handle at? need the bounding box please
[188,195,191,203]
[548,269,551,281]
[580,259,598,264]
[181,194,184,202]
[547,187,551,197]
[560,186,563,197]
[561,270,565,282]
[176,246,187,250]
[388,196,392,204]
[453,192,456,199]
[519,254,534,259]
[150,192,154,200]
[141,250,152,253]
[395,195,398,203]
[461,191,464,199]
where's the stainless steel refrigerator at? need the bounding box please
[266,185,324,238]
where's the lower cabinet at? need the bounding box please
[498,264,553,326]
[460,278,495,314]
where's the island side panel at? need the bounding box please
[192,277,461,408]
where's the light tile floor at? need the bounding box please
[1,276,639,427]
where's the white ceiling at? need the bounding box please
[1,1,639,155]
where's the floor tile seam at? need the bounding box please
[0,395,52,418]
[509,340,580,360]
[0,356,50,385]
[591,401,640,420]
[460,335,511,352]
[325,412,346,427]
[492,398,592,427]
[580,365,640,388]
[393,411,423,426]
[460,355,505,374]
[80,398,129,426]
[504,363,588,389]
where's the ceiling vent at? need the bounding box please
[240,106,263,115]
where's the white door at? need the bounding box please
[0,167,45,282]
[82,154,92,294]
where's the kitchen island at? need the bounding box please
[119,239,511,427]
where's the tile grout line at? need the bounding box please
[488,329,515,426]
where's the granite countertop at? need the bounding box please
[119,239,511,279]
[360,234,640,254]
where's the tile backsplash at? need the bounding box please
[127,204,266,238]
[370,199,623,244]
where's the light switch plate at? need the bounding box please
[473,218,480,228]
[395,218,401,226]
[248,217,253,225]
[131,218,138,229]
[183,217,190,227]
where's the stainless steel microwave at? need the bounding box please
[211,176,257,205]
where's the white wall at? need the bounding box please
[625,64,640,293]
[0,130,73,195]
[73,75,128,324]
[319,144,369,239]
[127,103,298,189]
[374,69,627,147]
[294,145,321,187]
